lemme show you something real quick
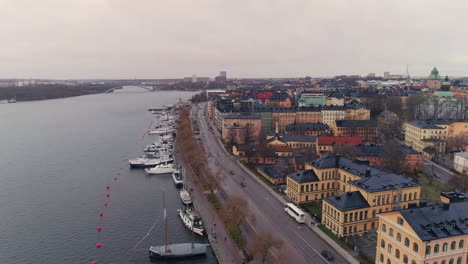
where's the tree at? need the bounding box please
[448,171,468,193]
[406,94,425,119]
[446,134,468,152]
[380,118,403,143]
[248,232,284,264]
[333,143,358,158]
[204,168,225,194]
[379,140,409,174]
[220,196,249,229]
[386,96,403,116]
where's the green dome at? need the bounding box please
[428,67,441,80]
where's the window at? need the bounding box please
[388,244,392,253]
[380,254,384,263]
[451,241,456,250]
[412,261,416,264]
[382,224,387,232]
[381,239,386,248]
[434,244,440,253]
[457,257,462,264]
[441,260,446,264]
[397,233,401,242]
[387,260,391,264]
[403,254,408,264]
[449,259,454,264]
[405,238,410,247]
[459,240,464,249]
[395,249,400,259]
[413,243,418,253]
[426,245,431,256]
[397,217,404,226]
[443,243,448,252]
[389,228,394,237]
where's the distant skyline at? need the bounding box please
[1,0,468,79]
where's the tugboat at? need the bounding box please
[178,208,205,236]
[149,191,207,259]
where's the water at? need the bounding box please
[0,87,217,264]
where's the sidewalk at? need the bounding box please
[180,156,242,264]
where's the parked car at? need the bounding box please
[229,170,235,175]
[321,250,334,261]
[240,181,246,187]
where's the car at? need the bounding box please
[321,250,334,261]
[240,181,246,187]
[229,170,235,175]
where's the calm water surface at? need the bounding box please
[0,87,217,264]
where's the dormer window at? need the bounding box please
[464,219,468,226]
[438,223,444,229]
[450,222,456,228]
[426,226,431,231]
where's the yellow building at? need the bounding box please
[448,120,468,138]
[376,193,468,264]
[286,153,421,237]
[345,107,371,120]
[405,120,447,154]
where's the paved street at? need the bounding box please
[192,103,351,264]
[422,156,455,184]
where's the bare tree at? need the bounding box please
[220,196,249,229]
[204,168,225,194]
[380,140,407,174]
[448,171,468,193]
[446,134,468,152]
[333,143,359,158]
[248,232,284,264]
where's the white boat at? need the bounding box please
[178,208,204,236]
[149,190,207,259]
[145,164,177,175]
[180,189,192,205]
[149,128,175,135]
[172,171,183,187]
[129,157,162,168]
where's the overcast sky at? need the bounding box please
[1,0,467,79]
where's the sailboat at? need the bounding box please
[149,190,207,259]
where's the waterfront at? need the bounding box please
[0,87,217,264]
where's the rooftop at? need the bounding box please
[335,119,378,128]
[398,201,468,241]
[317,136,362,146]
[287,170,320,183]
[407,120,444,129]
[285,123,330,131]
[258,166,284,179]
[325,191,370,211]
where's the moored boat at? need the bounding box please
[178,208,204,236]
[172,171,183,187]
[180,189,192,205]
[145,164,177,175]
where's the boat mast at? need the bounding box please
[163,190,169,253]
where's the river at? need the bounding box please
[0,87,217,264]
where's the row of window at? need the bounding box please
[425,240,465,255]
[380,254,463,264]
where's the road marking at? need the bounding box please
[289,227,330,263]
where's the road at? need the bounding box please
[422,156,455,184]
[192,103,349,264]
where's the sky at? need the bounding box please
[0,0,467,79]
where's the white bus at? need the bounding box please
[284,203,306,223]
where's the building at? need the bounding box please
[453,152,468,173]
[405,120,447,156]
[355,144,424,172]
[427,67,443,89]
[344,107,371,121]
[221,114,262,144]
[296,108,322,124]
[257,166,285,185]
[316,136,362,155]
[378,110,399,127]
[284,123,330,136]
[333,120,379,143]
[376,193,468,264]
[286,153,421,237]
[321,107,346,128]
[298,93,326,107]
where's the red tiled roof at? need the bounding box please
[317,136,362,146]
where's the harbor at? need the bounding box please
[0,87,218,264]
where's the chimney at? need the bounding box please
[365,168,371,178]
[335,154,340,167]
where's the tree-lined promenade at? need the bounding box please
[0,84,118,101]
[175,108,288,264]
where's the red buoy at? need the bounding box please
[91,261,96,264]
[106,186,110,190]
[106,194,110,198]
[97,226,101,232]
[96,242,101,248]
[104,203,108,206]
[99,212,103,217]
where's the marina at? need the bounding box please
[0,87,216,264]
